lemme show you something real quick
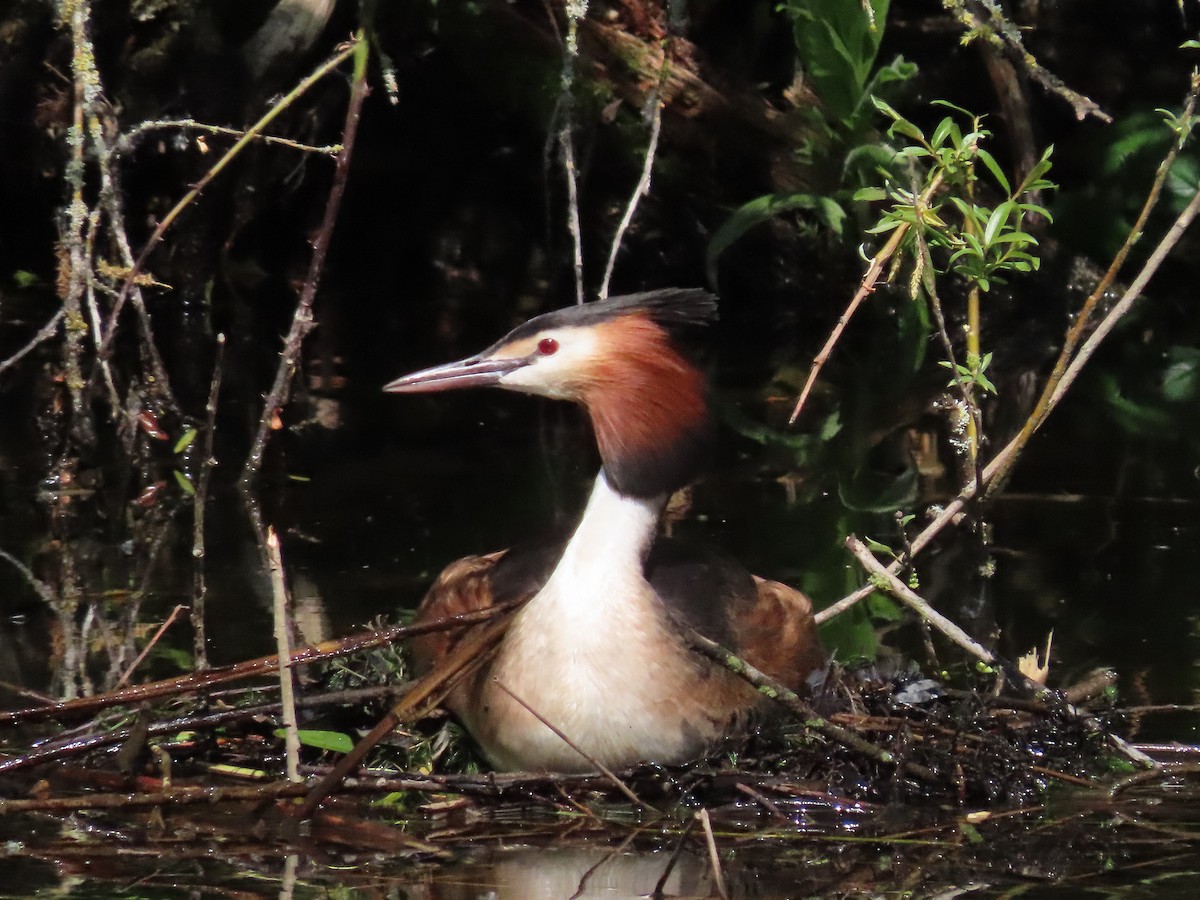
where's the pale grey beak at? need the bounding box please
[383,354,530,394]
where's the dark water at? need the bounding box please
[3,372,1200,894]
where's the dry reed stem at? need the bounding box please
[267,528,301,783]
[697,807,730,900]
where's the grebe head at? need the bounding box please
[385,289,718,497]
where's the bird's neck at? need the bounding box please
[579,321,713,498]
[537,472,665,610]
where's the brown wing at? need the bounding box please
[410,552,507,675]
[647,539,825,692]
[410,540,564,674]
[732,576,825,691]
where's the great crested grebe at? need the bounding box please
[385,289,824,772]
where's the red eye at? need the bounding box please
[537,337,559,356]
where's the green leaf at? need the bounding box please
[173,427,198,455]
[974,148,1011,195]
[1162,346,1200,402]
[852,186,888,203]
[277,729,355,754]
[983,200,1014,246]
[173,469,196,496]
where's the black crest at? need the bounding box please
[497,288,718,347]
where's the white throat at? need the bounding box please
[541,471,665,602]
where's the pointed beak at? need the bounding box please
[383,354,530,394]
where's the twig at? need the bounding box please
[192,333,225,670]
[560,2,590,305]
[0,309,65,376]
[241,34,369,484]
[292,611,514,820]
[680,624,939,781]
[0,548,56,605]
[1046,185,1200,411]
[846,540,1155,770]
[696,807,730,900]
[492,678,652,811]
[846,535,996,664]
[114,604,187,689]
[103,38,360,363]
[789,171,945,423]
[0,603,518,727]
[598,32,667,300]
[943,0,1110,123]
[267,528,301,783]
[984,72,1200,496]
[118,119,342,157]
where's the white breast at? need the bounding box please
[463,473,739,772]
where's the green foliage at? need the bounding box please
[706,0,915,281]
[277,728,356,754]
[939,351,997,395]
[783,0,892,123]
[870,99,1055,294]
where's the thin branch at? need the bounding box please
[192,333,225,671]
[681,624,939,781]
[984,72,1200,496]
[0,602,519,728]
[0,309,65,376]
[942,0,1110,123]
[293,611,514,820]
[598,41,667,300]
[846,535,995,664]
[118,119,342,157]
[114,604,187,689]
[102,37,360,363]
[241,35,369,484]
[789,171,945,423]
[267,528,301,783]
[560,2,590,304]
